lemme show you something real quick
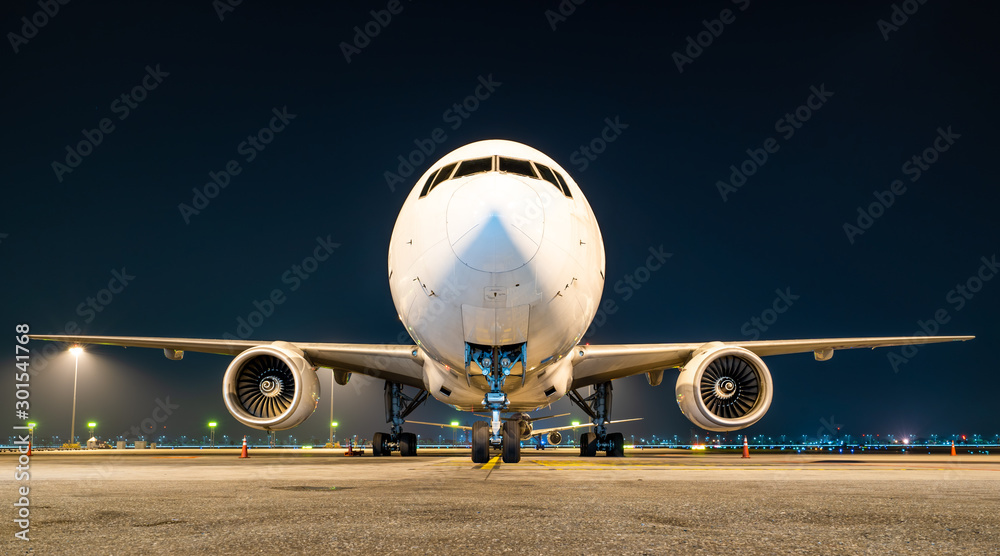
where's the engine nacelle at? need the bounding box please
[675,343,773,432]
[223,342,320,431]
[547,431,563,445]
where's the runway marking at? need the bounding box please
[152,456,200,459]
[482,456,501,471]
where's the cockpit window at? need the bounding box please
[498,157,537,179]
[418,162,458,197]
[419,167,441,197]
[552,169,572,198]
[533,162,572,198]
[451,156,493,179]
[420,156,573,199]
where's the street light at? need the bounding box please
[27,422,36,449]
[88,422,97,442]
[68,346,83,448]
[451,421,459,445]
[208,422,217,447]
[330,421,338,447]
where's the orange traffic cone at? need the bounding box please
[950,441,956,456]
[27,440,32,457]
[240,436,250,458]
[741,436,750,459]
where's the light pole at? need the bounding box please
[330,369,337,448]
[208,422,217,447]
[27,422,36,449]
[69,346,83,447]
[330,421,338,447]
[450,421,459,445]
[88,422,97,446]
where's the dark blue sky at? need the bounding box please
[2,1,997,443]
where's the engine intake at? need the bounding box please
[547,431,562,445]
[675,344,773,431]
[223,342,320,431]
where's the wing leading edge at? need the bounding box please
[28,334,426,389]
[569,335,974,389]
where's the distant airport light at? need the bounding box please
[69,346,83,356]
[572,421,580,427]
[208,422,217,428]
[27,422,36,429]
[331,421,338,427]
[450,421,460,427]
[87,422,97,428]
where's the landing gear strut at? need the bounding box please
[372,382,427,457]
[467,342,525,464]
[568,381,624,457]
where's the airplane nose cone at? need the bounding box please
[446,174,544,272]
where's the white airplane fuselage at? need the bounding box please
[388,140,605,412]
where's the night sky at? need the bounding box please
[3,1,997,444]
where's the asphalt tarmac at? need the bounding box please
[4,448,999,555]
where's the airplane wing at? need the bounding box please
[569,336,974,389]
[530,418,642,438]
[407,421,473,431]
[28,334,426,389]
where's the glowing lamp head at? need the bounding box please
[208,422,217,428]
[87,422,97,428]
[69,346,83,356]
[450,421,460,427]
[331,421,338,427]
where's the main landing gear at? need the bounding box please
[372,382,427,457]
[568,381,625,457]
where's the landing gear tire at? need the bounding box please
[372,432,387,457]
[399,432,417,457]
[580,433,597,457]
[472,421,490,464]
[606,432,625,457]
[502,420,521,463]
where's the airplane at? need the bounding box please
[33,139,973,464]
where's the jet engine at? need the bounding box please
[547,431,563,445]
[222,342,320,431]
[675,343,773,432]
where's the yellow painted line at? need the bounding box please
[481,456,501,470]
